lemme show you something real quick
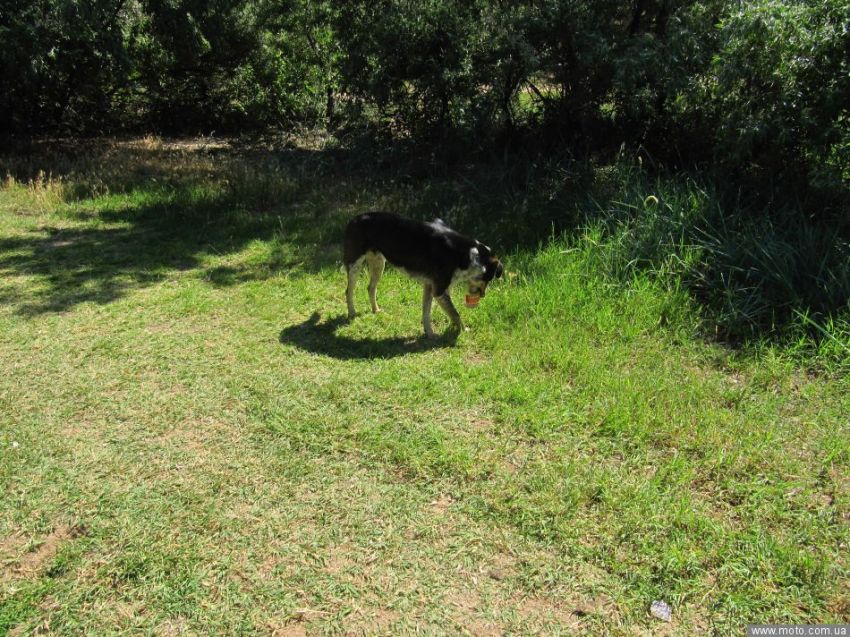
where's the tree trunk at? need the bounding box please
[326,87,335,127]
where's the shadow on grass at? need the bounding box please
[0,224,194,314]
[0,202,329,315]
[279,312,456,360]
[0,164,344,316]
[0,138,530,317]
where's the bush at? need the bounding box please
[704,0,850,198]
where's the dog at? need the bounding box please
[343,212,503,337]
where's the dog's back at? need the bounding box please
[343,212,472,277]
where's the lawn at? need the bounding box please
[1,137,848,636]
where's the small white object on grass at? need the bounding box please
[11,441,19,449]
[650,600,672,622]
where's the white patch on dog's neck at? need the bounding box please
[469,248,485,275]
[451,247,485,285]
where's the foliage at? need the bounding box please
[706,1,850,192]
[3,0,847,182]
[0,0,131,134]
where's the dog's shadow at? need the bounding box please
[279,311,456,360]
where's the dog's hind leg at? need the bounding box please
[436,292,463,332]
[345,256,364,319]
[422,284,435,338]
[366,251,386,313]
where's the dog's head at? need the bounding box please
[467,242,503,298]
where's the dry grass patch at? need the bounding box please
[3,523,85,580]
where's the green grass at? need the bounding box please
[1,138,848,635]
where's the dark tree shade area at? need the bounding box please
[1,0,849,195]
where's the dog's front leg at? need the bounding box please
[422,284,435,338]
[436,292,463,332]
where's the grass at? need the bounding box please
[1,136,848,635]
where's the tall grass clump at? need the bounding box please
[0,172,66,214]
[571,162,850,366]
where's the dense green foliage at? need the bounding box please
[3,0,848,187]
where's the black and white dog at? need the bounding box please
[344,212,503,337]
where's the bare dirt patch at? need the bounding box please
[445,590,503,636]
[340,607,401,635]
[516,595,582,630]
[827,580,850,617]
[267,624,307,637]
[464,352,490,366]
[0,530,28,575]
[429,494,454,514]
[571,593,615,618]
[4,523,84,579]
[156,617,193,636]
[7,623,30,637]
[324,543,355,576]
[370,607,401,630]
[484,552,516,582]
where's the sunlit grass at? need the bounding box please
[1,139,848,635]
